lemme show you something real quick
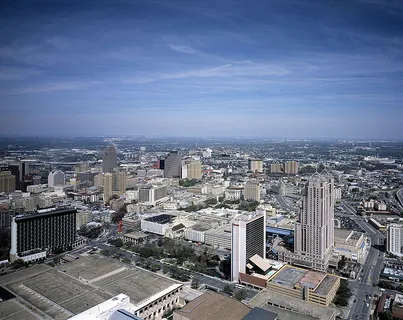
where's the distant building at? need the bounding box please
[10,208,77,262]
[387,224,403,257]
[248,159,263,173]
[225,187,243,200]
[102,145,118,173]
[0,170,16,193]
[284,161,299,174]
[0,210,11,229]
[186,161,202,179]
[113,171,127,195]
[244,180,260,202]
[103,173,113,203]
[231,214,266,282]
[138,185,168,205]
[164,151,182,178]
[270,163,283,174]
[48,170,65,187]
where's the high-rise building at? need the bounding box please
[387,224,403,257]
[269,163,283,174]
[248,159,263,173]
[231,214,266,282]
[48,170,65,187]
[138,185,168,205]
[244,180,260,202]
[0,170,16,193]
[284,161,299,174]
[113,171,127,195]
[102,145,118,173]
[103,173,113,203]
[293,172,335,271]
[164,151,182,178]
[10,208,77,262]
[94,173,104,188]
[187,161,202,179]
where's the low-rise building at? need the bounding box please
[123,232,148,245]
[333,229,367,263]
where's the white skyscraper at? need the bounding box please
[293,171,335,271]
[231,214,266,282]
[387,224,403,257]
[48,170,65,187]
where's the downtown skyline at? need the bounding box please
[1,0,403,139]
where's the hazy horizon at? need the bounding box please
[1,0,403,139]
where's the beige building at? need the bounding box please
[94,173,104,188]
[284,161,299,174]
[248,159,263,173]
[0,171,16,193]
[113,170,127,195]
[334,229,367,263]
[103,173,113,203]
[266,265,340,307]
[186,161,202,180]
[244,180,260,201]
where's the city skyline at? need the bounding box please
[1,0,403,139]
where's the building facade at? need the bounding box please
[186,161,202,179]
[48,170,65,187]
[244,180,260,202]
[231,214,266,282]
[10,208,77,262]
[103,173,113,203]
[387,224,403,257]
[164,151,182,179]
[0,170,16,193]
[102,145,118,173]
[248,159,263,173]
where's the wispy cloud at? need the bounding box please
[0,67,41,80]
[2,81,101,95]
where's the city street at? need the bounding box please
[342,202,385,320]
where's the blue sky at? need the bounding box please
[0,0,403,139]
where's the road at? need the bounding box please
[342,202,385,320]
[395,188,403,211]
[275,195,298,213]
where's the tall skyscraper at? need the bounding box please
[293,171,334,271]
[387,224,403,257]
[102,145,118,173]
[244,180,260,202]
[113,171,127,195]
[231,214,266,282]
[248,159,263,173]
[48,170,65,187]
[284,161,299,174]
[10,208,77,262]
[164,151,182,178]
[103,173,113,203]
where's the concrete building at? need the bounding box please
[141,214,174,235]
[113,171,127,195]
[103,173,113,203]
[138,185,168,205]
[102,145,118,173]
[333,229,367,263]
[123,232,148,245]
[164,151,182,179]
[292,172,335,271]
[0,170,16,193]
[244,180,260,202]
[10,208,77,262]
[94,173,104,188]
[186,161,202,180]
[231,214,266,282]
[248,159,263,173]
[284,161,299,175]
[0,210,11,229]
[225,187,243,200]
[387,224,403,257]
[48,170,65,187]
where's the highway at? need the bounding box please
[395,188,403,211]
[342,202,385,320]
[274,195,298,213]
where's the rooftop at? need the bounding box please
[174,291,251,320]
[144,214,174,224]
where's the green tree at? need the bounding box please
[223,285,233,295]
[11,259,25,269]
[122,257,131,264]
[234,289,247,301]
[379,310,393,320]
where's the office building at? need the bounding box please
[248,159,263,173]
[186,160,202,179]
[0,170,16,193]
[113,171,127,195]
[387,224,403,257]
[225,187,243,200]
[102,145,118,173]
[292,171,335,271]
[10,208,77,262]
[284,161,299,174]
[103,173,113,203]
[138,185,168,205]
[48,170,65,187]
[94,173,104,188]
[0,210,11,229]
[244,180,260,202]
[270,163,283,174]
[231,213,266,282]
[164,151,182,178]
